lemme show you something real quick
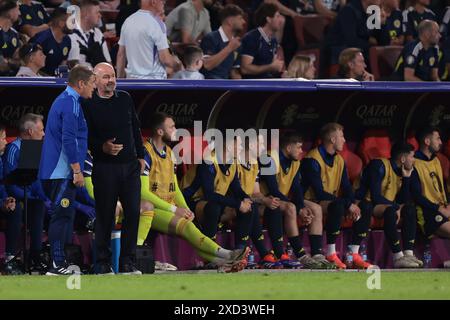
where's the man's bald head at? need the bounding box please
[94,62,116,97]
[94,62,115,75]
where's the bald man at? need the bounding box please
[82,62,145,275]
[393,20,441,81]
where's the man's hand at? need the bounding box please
[270,58,284,73]
[348,203,361,221]
[2,197,16,212]
[438,205,450,218]
[299,207,313,225]
[239,199,252,213]
[401,164,413,178]
[73,172,85,187]
[396,209,401,224]
[263,196,280,210]
[227,37,241,52]
[138,158,145,174]
[362,71,375,81]
[175,207,194,220]
[103,138,124,156]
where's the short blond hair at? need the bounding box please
[320,122,344,143]
[286,55,314,79]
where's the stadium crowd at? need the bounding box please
[0,0,449,81]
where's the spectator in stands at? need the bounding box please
[374,0,404,45]
[165,0,212,44]
[116,0,182,79]
[324,0,380,67]
[302,0,346,18]
[284,54,316,79]
[0,0,21,76]
[440,4,450,41]
[68,0,112,69]
[18,0,50,38]
[411,127,450,242]
[402,0,436,42]
[30,7,71,76]
[82,63,144,275]
[172,45,205,79]
[39,65,95,275]
[0,124,18,274]
[252,0,300,65]
[2,114,49,275]
[301,123,374,270]
[16,43,46,76]
[355,142,423,268]
[337,47,374,80]
[200,4,245,79]
[392,19,440,81]
[240,3,285,79]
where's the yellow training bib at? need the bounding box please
[304,147,344,200]
[144,141,176,205]
[414,157,448,206]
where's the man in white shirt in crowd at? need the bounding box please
[165,0,212,44]
[116,0,182,79]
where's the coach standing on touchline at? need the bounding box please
[82,62,145,275]
[39,65,96,276]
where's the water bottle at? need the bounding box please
[248,246,255,265]
[423,244,432,268]
[360,244,367,262]
[345,246,354,268]
[286,242,293,259]
[111,230,121,273]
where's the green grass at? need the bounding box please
[1,270,450,299]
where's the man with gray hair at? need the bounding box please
[2,113,49,275]
[393,19,441,81]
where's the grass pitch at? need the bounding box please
[0,269,449,300]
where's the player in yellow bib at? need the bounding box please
[410,127,450,242]
[231,130,285,269]
[137,112,249,272]
[355,142,422,268]
[181,134,255,261]
[301,123,373,269]
[259,132,335,269]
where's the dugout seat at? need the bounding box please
[178,136,209,175]
[369,46,403,81]
[339,144,363,184]
[445,140,450,158]
[358,129,391,166]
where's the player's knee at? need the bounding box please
[140,201,154,213]
[328,200,345,215]
[286,202,296,214]
[383,206,397,220]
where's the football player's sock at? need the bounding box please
[137,210,154,245]
[326,200,345,245]
[383,206,402,254]
[264,207,284,259]
[288,235,305,258]
[401,204,417,251]
[309,234,323,256]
